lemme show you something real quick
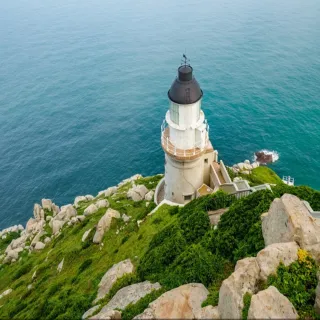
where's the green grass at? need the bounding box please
[239,166,283,186]
[1,174,319,319]
[0,176,172,319]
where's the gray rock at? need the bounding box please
[134,283,208,319]
[41,199,53,211]
[248,286,298,319]
[34,203,44,220]
[96,199,109,209]
[218,257,260,319]
[34,241,45,251]
[52,220,66,235]
[0,288,12,300]
[84,204,98,216]
[200,305,219,319]
[94,259,134,303]
[93,209,121,244]
[82,305,101,319]
[256,242,299,281]
[144,191,154,201]
[85,195,94,201]
[57,258,64,273]
[82,229,92,242]
[262,194,320,262]
[74,196,87,208]
[127,185,149,202]
[122,214,130,223]
[93,281,161,319]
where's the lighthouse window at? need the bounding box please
[170,103,179,125]
[184,194,192,201]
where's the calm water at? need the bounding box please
[0,0,319,229]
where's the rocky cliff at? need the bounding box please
[0,169,320,319]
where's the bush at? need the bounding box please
[161,244,225,289]
[137,225,187,280]
[179,209,210,244]
[203,190,275,261]
[267,249,318,318]
[12,262,33,280]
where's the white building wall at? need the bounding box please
[164,154,204,204]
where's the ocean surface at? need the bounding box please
[0,0,319,229]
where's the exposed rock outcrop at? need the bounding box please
[96,199,109,209]
[256,242,299,281]
[144,190,154,201]
[0,288,12,300]
[92,281,161,319]
[262,194,320,261]
[93,209,121,244]
[82,305,101,319]
[218,257,260,319]
[200,305,220,319]
[248,286,298,319]
[134,283,208,319]
[94,259,134,303]
[84,204,98,216]
[127,185,148,202]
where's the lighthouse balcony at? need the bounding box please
[161,127,212,161]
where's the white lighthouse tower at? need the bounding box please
[154,57,254,205]
[160,58,218,204]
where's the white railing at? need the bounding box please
[160,120,209,158]
[282,176,295,186]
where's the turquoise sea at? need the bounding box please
[0,0,319,229]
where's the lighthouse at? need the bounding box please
[160,58,218,204]
[154,57,257,205]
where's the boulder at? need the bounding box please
[98,187,118,198]
[89,310,121,320]
[127,185,149,202]
[74,196,87,208]
[26,218,45,234]
[82,305,101,319]
[262,194,320,261]
[218,257,260,319]
[256,242,299,281]
[144,191,154,201]
[134,283,208,319]
[44,237,51,244]
[33,204,44,220]
[92,281,161,319]
[252,162,259,169]
[82,229,92,242]
[77,215,86,222]
[84,204,98,216]
[248,286,298,319]
[118,174,142,188]
[41,199,53,211]
[0,288,12,300]
[122,214,130,223]
[52,204,60,216]
[255,151,274,164]
[85,195,94,201]
[244,159,250,164]
[34,242,45,250]
[57,258,64,273]
[93,209,121,244]
[237,162,245,170]
[52,220,66,235]
[96,199,109,209]
[94,259,134,303]
[200,306,219,319]
[55,204,77,221]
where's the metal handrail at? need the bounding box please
[160,120,208,157]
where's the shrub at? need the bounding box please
[121,235,130,244]
[152,217,162,225]
[179,209,210,244]
[161,244,225,289]
[137,224,187,280]
[12,261,33,280]
[267,250,318,318]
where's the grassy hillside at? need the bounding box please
[0,170,319,319]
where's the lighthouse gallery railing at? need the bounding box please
[160,121,209,159]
